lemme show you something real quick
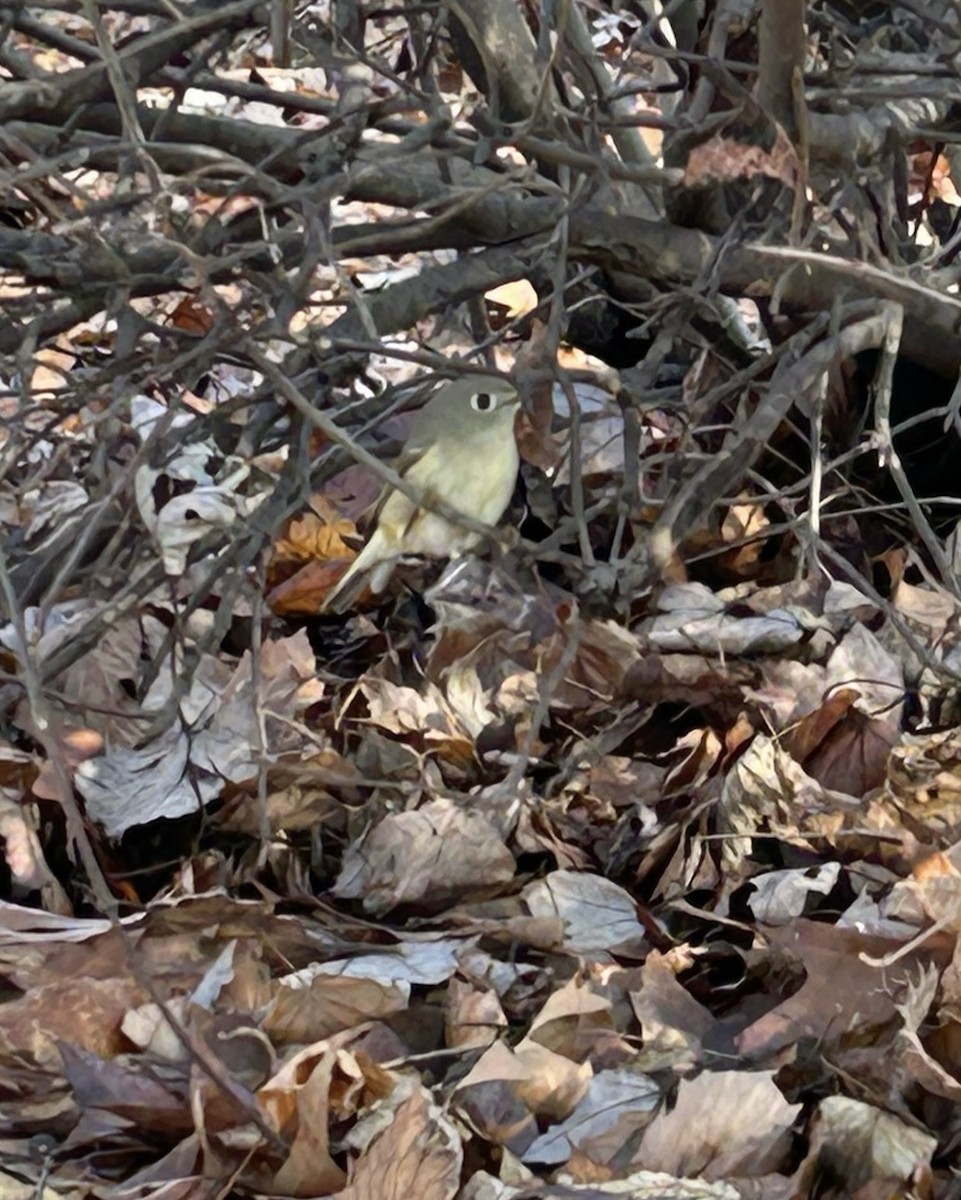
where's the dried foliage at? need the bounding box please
[7,1,961,1198]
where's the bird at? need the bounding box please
[321,373,521,611]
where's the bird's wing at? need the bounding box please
[401,443,447,490]
[322,450,434,611]
[354,429,424,516]
[364,442,442,534]
[321,444,451,612]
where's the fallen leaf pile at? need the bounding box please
[5,522,961,1198]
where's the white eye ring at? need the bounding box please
[471,392,496,412]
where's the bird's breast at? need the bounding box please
[402,423,519,554]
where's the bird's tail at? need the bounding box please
[320,530,395,613]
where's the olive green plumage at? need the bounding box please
[323,374,520,611]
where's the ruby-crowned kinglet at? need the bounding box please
[322,373,521,611]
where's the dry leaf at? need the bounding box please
[334,799,516,915]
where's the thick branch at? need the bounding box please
[756,0,808,144]
[571,210,961,376]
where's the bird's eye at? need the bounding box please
[471,393,494,412]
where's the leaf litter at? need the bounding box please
[4,539,947,1196]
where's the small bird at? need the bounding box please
[322,373,521,611]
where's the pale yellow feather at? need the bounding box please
[321,374,520,612]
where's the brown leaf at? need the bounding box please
[334,1085,462,1200]
[684,127,800,190]
[445,977,507,1051]
[798,1096,935,1196]
[736,920,936,1061]
[167,296,214,335]
[0,976,144,1065]
[59,1043,193,1135]
[635,1070,798,1179]
[629,953,716,1072]
[267,1050,347,1197]
[272,496,360,567]
[267,557,356,616]
[268,495,361,611]
[334,799,516,915]
[264,974,408,1044]
[515,381,561,471]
